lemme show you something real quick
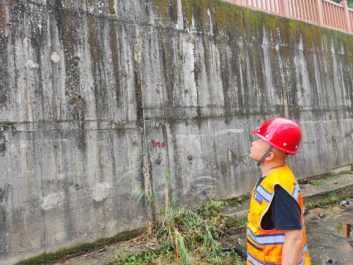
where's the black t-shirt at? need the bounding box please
[256,176,302,231]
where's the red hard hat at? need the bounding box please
[252,117,302,154]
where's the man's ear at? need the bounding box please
[265,151,275,161]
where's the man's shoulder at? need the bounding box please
[274,165,297,183]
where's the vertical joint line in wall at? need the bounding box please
[141,95,151,197]
[283,85,289,118]
[142,118,150,197]
[144,120,147,153]
[142,118,153,218]
[142,119,149,182]
[134,25,152,216]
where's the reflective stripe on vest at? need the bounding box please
[247,165,311,264]
[256,181,301,204]
[248,244,308,265]
[247,228,285,245]
[300,243,308,265]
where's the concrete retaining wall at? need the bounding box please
[1,0,353,263]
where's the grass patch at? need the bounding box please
[16,243,96,265]
[304,187,353,209]
[125,169,246,264]
[305,193,340,209]
[225,195,250,207]
[112,245,173,265]
[309,179,324,186]
[112,198,246,265]
[224,216,247,230]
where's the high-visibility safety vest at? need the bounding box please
[247,165,311,265]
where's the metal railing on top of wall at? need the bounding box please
[226,0,353,34]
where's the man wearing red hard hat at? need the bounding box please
[247,118,311,265]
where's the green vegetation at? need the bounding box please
[113,198,246,264]
[332,0,353,8]
[309,179,324,186]
[113,246,175,265]
[123,169,246,265]
[224,216,247,231]
[304,188,353,209]
[305,193,340,209]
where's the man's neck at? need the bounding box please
[259,162,286,177]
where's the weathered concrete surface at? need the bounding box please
[1,0,353,263]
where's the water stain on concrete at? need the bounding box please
[0,142,6,153]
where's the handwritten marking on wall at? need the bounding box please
[151,140,166,148]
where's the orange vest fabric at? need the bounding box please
[247,165,311,265]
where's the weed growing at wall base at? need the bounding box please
[126,169,246,264]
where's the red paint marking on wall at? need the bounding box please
[151,140,166,148]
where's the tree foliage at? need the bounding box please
[331,0,353,8]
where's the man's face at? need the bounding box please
[249,138,271,162]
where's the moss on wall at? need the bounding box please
[180,0,244,36]
[0,4,6,32]
[151,0,353,60]
[87,0,94,7]
[87,14,99,62]
[150,0,353,107]
[108,0,115,14]
[15,228,147,265]
[58,10,78,49]
[152,0,179,24]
